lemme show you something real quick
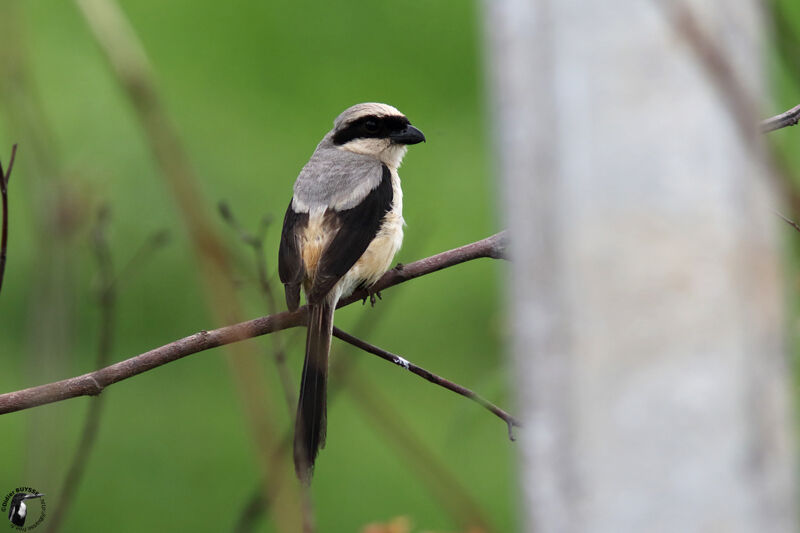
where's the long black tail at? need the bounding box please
[294,301,334,482]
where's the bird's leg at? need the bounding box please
[370,290,382,306]
[361,286,383,307]
[361,264,400,305]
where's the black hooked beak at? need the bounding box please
[390,124,426,145]
[23,494,44,500]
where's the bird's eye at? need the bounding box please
[364,120,379,133]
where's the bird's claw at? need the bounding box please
[362,289,382,307]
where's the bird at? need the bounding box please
[8,492,43,527]
[279,102,425,482]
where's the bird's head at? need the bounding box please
[329,103,425,168]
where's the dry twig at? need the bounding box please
[233,237,502,531]
[332,327,520,438]
[775,211,800,233]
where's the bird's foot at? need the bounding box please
[362,289,382,307]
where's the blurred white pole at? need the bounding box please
[483,1,797,532]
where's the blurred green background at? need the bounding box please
[0,0,512,532]
[5,1,800,532]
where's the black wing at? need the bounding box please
[278,200,309,311]
[307,164,393,304]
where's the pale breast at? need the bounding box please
[335,169,404,299]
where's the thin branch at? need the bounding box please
[234,296,496,533]
[775,211,800,233]
[332,327,520,439]
[761,104,800,133]
[0,232,508,415]
[0,143,18,295]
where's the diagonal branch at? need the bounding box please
[775,211,800,233]
[0,232,508,415]
[233,303,498,532]
[332,327,520,439]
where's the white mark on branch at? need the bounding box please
[88,376,104,395]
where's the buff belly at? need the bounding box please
[301,169,404,302]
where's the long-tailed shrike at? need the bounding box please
[279,103,425,481]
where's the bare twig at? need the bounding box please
[233,229,509,532]
[775,211,800,233]
[0,143,18,295]
[762,104,800,133]
[234,297,498,533]
[0,232,508,415]
[332,327,520,438]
